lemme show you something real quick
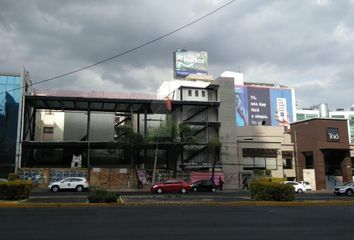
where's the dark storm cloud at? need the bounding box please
[1,0,354,108]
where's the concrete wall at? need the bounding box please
[217,77,238,189]
[64,111,114,141]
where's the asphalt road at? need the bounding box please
[27,189,351,203]
[1,205,353,240]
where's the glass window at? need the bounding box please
[201,91,206,97]
[305,114,318,119]
[195,90,199,97]
[43,127,54,134]
[188,90,192,96]
[266,157,277,170]
[331,115,345,118]
[296,113,305,121]
[243,157,254,169]
[283,158,292,169]
[255,157,266,168]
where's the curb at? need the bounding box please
[1,199,354,208]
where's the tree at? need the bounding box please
[209,137,221,185]
[114,125,145,188]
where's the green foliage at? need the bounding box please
[250,181,295,201]
[0,180,32,200]
[178,123,192,142]
[114,125,144,148]
[148,116,178,142]
[8,173,19,181]
[209,137,221,149]
[88,189,121,203]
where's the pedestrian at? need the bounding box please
[242,176,249,190]
[218,176,224,190]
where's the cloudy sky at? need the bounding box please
[1,0,354,109]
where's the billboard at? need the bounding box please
[174,50,208,78]
[235,85,294,128]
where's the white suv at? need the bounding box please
[281,181,307,193]
[334,182,354,196]
[48,177,89,192]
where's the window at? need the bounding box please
[201,91,206,97]
[283,158,292,169]
[43,127,54,134]
[305,114,319,119]
[242,157,278,170]
[255,157,266,168]
[188,90,192,96]
[195,90,199,97]
[266,157,277,170]
[331,115,345,118]
[296,113,305,121]
[305,154,314,168]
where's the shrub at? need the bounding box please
[8,173,19,181]
[250,181,295,201]
[88,189,120,203]
[0,180,32,200]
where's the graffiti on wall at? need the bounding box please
[50,169,88,183]
[18,168,47,184]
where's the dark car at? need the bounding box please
[191,179,216,192]
[151,179,192,194]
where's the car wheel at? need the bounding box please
[76,185,83,192]
[192,187,198,192]
[211,187,216,192]
[346,189,353,196]
[297,189,304,194]
[157,188,163,194]
[51,185,59,192]
[181,188,187,194]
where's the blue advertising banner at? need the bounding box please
[235,85,248,127]
[235,85,294,128]
[247,87,271,126]
[270,88,293,128]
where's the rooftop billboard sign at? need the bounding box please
[173,50,208,78]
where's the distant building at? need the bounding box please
[0,71,31,177]
[296,103,354,143]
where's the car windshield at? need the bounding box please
[343,182,353,186]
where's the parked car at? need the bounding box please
[334,182,354,196]
[298,181,312,191]
[191,179,217,192]
[48,177,89,192]
[281,181,307,193]
[151,179,192,194]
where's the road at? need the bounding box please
[1,205,353,240]
[27,189,350,203]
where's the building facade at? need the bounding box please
[291,118,352,190]
[0,71,31,177]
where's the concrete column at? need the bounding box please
[341,151,352,183]
[314,150,326,190]
[297,152,306,181]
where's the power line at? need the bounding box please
[1,0,236,95]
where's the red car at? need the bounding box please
[151,179,192,194]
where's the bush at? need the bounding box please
[250,181,295,201]
[88,189,121,203]
[8,173,19,181]
[0,180,32,200]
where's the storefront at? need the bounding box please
[291,118,352,190]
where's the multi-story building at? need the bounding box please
[296,104,354,143]
[0,71,31,177]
